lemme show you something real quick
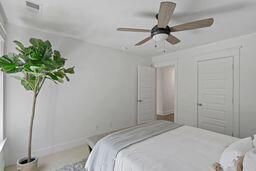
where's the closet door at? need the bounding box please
[197,57,234,136]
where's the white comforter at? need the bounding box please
[114,126,238,171]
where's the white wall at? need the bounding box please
[4,23,150,165]
[152,32,256,138]
[156,67,175,115]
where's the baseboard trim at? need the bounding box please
[0,151,4,171]
[6,137,88,166]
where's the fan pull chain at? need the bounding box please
[154,40,157,48]
[162,41,166,54]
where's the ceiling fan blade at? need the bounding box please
[135,36,152,46]
[117,28,151,32]
[170,18,214,32]
[166,34,180,45]
[158,2,176,28]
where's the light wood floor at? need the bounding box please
[5,145,90,171]
[156,114,174,122]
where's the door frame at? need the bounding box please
[0,36,4,141]
[195,47,241,137]
[153,60,178,122]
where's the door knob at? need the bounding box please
[197,103,203,106]
[138,100,143,102]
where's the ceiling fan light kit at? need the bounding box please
[117,1,214,47]
[153,33,168,42]
[151,25,170,42]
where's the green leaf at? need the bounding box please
[0,55,22,73]
[29,65,41,71]
[44,40,52,49]
[25,74,37,89]
[53,50,61,59]
[29,38,43,48]
[54,70,65,79]
[29,50,42,60]
[29,61,44,71]
[42,59,56,70]
[46,73,59,80]
[2,55,12,63]
[14,40,24,48]
[64,67,75,74]
[14,41,25,51]
[21,79,32,91]
[23,64,33,72]
[53,50,65,68]
[43,47,53,59]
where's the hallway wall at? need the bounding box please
[156,67,175,115]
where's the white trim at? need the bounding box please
[0,73,3,141]
[153,59,178,123]
[233,49,241,137]
[0,2,7,39]
[195,47,241,137]
[0,138,6,171]
[0,138,6,152]
[0,22,6,38]
[0,37,3,141]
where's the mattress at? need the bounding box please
[114,126,238,171]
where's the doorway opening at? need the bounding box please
[156,66,176,122]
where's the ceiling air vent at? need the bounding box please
[26,1,40,11]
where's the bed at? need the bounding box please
[85,121,238,171]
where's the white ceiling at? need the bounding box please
[1,0,256,57]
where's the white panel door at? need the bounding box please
[197,57,234,136]
[138,65,156,124]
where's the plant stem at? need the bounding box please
[27,90,37,162]
[36,77,46,96]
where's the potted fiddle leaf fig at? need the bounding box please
[0,38,75,171]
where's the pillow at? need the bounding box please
[243,148,256,171]
[214,158,243,171]
[236,156,244,171]
[219,137,253,170]
[213,162,223,171]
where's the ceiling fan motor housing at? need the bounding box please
[151,25,170,37]
[151,25,170,41]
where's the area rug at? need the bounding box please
[56,158,87,171]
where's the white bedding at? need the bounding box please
[114,126,238,171]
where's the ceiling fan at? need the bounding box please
[117,1,214,46]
